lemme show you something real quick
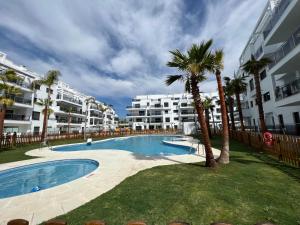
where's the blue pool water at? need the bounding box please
[0,159,98,199]
[54,135,195,156]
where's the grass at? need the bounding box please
[0,137,113,164]
[1,135,299,224]
[47,136,300,225]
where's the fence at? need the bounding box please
[0,129,179,149]
[6,218,276,225]
[229,130,300,167]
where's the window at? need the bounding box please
[181,103,188,107]
[134,104,140,108]
[46,88,53,94]
[136,118,142,122]
[173,110,178,113]
[173,102,178,105]
[216,108,221,113]
[249,79,254,91]
[263,92,271,102]
[216,116,221,120]
[34,97,37,103]
[165,117,170,122]
[174,117,179,121]
[33,127,40,134]
[260,70,267,80]
[164,110,168,114]
[250,101,254,107]
[164,102,169,107]
[32,111,40,120]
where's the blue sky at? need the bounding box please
[0,0,267,117]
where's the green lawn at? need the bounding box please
[49,137,300,225]
[1,136,299,225]
[0,137,113,164]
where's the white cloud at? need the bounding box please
[0,0,268,114]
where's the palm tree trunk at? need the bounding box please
[254,73,267,133]
[191,76,216,168]
[68,112,71,137]
[41,89,51,143]
[0,105,7,137]
[211,110,216,135]
[205,109,212,138]
[41,105,48,142]
[235,93,245,131]
[215,70,230,164]
[229,97,235,130]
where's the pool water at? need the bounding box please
[0,159,98,199]
[54,135,195,156]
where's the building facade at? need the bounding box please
[238,0,300,135]
[126,93,221,133]
[0,52,118,134]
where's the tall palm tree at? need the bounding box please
[0,69,22,135]
[34,70,60,143]
[166,40,217,168]
[231,74,247,131]
[203,96,215,138]
[212,50,230,164]
[242,55,272,133]
[223,77,236,131]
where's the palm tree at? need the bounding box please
[242,55,272,133]
[34,70,60,143]
[231,74,247,131]
[223,77,236,131]
[212,50,230,164]
[203,96,215,137]
[0,69,22,135]
[166,40,217,167]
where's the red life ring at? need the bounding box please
[263,132,273,146]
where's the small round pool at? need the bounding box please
[0,159,99,199]
[54,135,195,156]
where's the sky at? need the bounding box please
[0,0,267,117]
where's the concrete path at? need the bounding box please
[0,136,220,225]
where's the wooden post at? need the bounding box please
[45,220,67,225]
[7,219,29,225]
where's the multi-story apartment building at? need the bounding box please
[238,0,300,135]
[0,52,118,134]
[126,93,221,133]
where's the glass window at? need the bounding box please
[32,111,40,120]
[260,70,267,80]
[263,92,271,102]
[249,79,254,91]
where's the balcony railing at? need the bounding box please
[57,94,83,105]
[5,114,30,121]
[263,0,292,39]
[269,26,300,69]
[57,119,83,124]
[275,78,300,100]
[6,95,32,105]
[59,107,84,115]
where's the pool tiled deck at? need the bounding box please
[0,137,220,225]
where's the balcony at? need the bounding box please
[275,78,300,101]
[59,107,84,115]
[269,25,300,74]
[6,95,32,106]
[126,105,147,110]
[57,94,83,105]
[5,114,30,121]
[56,119,83,124]
[90,113,103,118]
[263,0,292,39]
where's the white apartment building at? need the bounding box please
[0,52,118,134]
[126,93,221,133]
[238,0,300,135]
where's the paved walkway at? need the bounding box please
[0,137,220,225]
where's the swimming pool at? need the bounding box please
[0,159,99,199]
[54,135,195,156]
